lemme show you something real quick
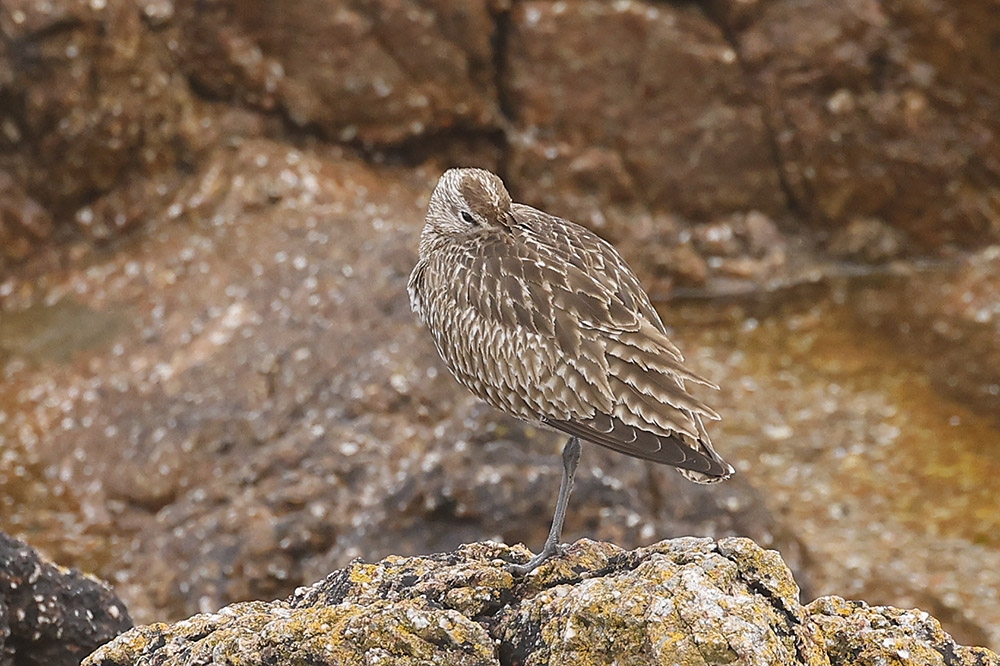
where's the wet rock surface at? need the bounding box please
[504,2,786,227]
[502,0,1000,253]
[0,144,802,627]
[853,248,1000,418]
[83,538,998,666]
[0,530,132,666]
[2,0,997,269]
[0,0,212,224]
[0,173,52,272]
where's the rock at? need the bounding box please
[853,247,1000,418]
[169,0,500,144]
[505,1,785,231]
[0,0,210,223]
[826,218,907,263]
[0,530,132,666]
[690,211,788,281]
[5,0,999,275]
[735,0,1000,248]
[82,537,998,666]
[0,172,52,271]
[0,0,504,271]
[809,596,999,666]
[503,0,1000,255]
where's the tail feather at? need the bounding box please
[676,414,734,484]
[546,413,733,480]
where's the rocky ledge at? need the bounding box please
[83,537,996,666]
[0,531,132,666]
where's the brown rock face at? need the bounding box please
[0,0,209,224]
[503,0,1000,251]
[0,172,52,271]
[735,0,1000,247]
[0,0,501,266]
[170,0,500,144]
[505,2,785,230]
[3,0,998,269]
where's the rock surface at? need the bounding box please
[732,0,1000,248]
[0,144,802,627]
[854,247,1000,418]
[169,0,500,144]
[0,530,132,666]
[504,2,785,226]
[3,0,998,272]
[0,0,211,225]
[503,0,1000,255]
[83,538,997,666]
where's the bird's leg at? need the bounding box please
[508,436,582,576]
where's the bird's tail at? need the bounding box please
[676,414,734,484]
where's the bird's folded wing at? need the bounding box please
[455,210,730,479]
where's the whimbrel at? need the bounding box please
[408,168,733,575]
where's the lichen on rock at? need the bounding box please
[83,537,998,666]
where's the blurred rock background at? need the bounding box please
[0,0,998,652]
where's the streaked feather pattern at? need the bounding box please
[409,168,733,483]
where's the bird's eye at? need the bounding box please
[460,211,477,225]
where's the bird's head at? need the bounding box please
[420,168,513,253]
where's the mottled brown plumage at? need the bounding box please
[409,168,733,572]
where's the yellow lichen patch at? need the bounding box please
[440,563,514,616]
[536,578,658,665]
[808,596,995,666]
[336,598,494,664]
[89,597,496,666]
[516,538,625,593]
[84,624,162,665]
[346,561,378,586]
[500,540,809,666]
[717,537,802,603]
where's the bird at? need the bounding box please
[408,167,733,575]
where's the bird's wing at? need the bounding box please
[465,205,732,480]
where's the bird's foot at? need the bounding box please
[506,540,567,576]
